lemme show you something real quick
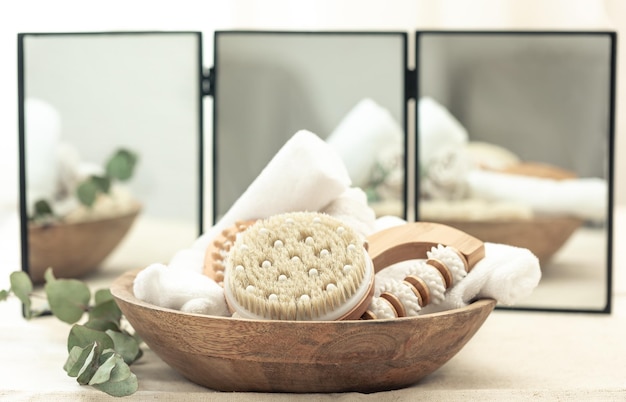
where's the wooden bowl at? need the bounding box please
[432,215,583,265]
[27,205,140,283]
[111,269,495,393]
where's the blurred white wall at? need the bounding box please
[1,0,624,215]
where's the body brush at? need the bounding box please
[210,212,485,321]
[222,212,375,320]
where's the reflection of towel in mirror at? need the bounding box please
[418,97,468,168]
[326,98,403,188]
[467,170,607,221]
[418,97,472,200]
[24,98,62,211]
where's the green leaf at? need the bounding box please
[88,351,117,385]
[89,299,122,324]
[76,179,100,207]
[10,271,33,317]
[105,149,138,182]
[76,342,102,385]
[64,343,96,377]
[67,325,114,353]
[0,289,8,301]
[45,278,91,324]
[92,371,138,397]
[102,350,133,382]
[94,288,114,305]
[31,199,55,220]
[106,330,142,365]
[90,175,111,194]
[84,319,120,333]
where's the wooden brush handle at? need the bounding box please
[367,221,485,273]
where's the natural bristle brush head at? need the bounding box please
[223,211,375,321]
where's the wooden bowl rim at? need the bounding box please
[28,202,142,229]
[111,268,496,326]
[432,215,584,225]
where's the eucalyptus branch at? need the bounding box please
[1,269,141,397]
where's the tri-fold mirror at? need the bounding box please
[17,30,615,314]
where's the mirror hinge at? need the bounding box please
[405,68,417,100]
[202,66,214,97]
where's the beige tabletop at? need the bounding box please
[1,209,625,401]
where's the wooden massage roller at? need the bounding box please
[203,212,484,320]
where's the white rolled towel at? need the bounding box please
[193,130,351,251]
[421,242,541,313]
[326,98,403,188]
[320,187,377,238]
[467,169,607,221]
[418,97,468,168]
[133,263,229,316]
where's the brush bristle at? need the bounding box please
[223,212,370,320]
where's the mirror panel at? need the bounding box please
[416,31,615,312]
[213,31,407,221]
[18,32,203,296]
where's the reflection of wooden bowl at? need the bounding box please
[432,216,583,265]
[27,205,141,283]
[111,268,495,393]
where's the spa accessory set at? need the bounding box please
[111,129,542,392]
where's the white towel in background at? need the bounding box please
[467,169,607,221]
[418,97,468,168]
[24,98,62,212]
[326,98,403,188]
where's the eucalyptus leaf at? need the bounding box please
[88,351,117,385]
[10,271,33,316]
[106,149,137,182]
[0,289,8,301]
[76,180,99,207]
[90,175,111,194]
[102,350,133,382]
[89,299,122,324]
[84,318,120,333]
[68,324,114,352]
[94,288,114,305]
[32,199,55,220]
[45,278,91,324]
[64,344,96,377]
[76,342,102,385]
[92,372,138,397]
[106,330,142,365]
